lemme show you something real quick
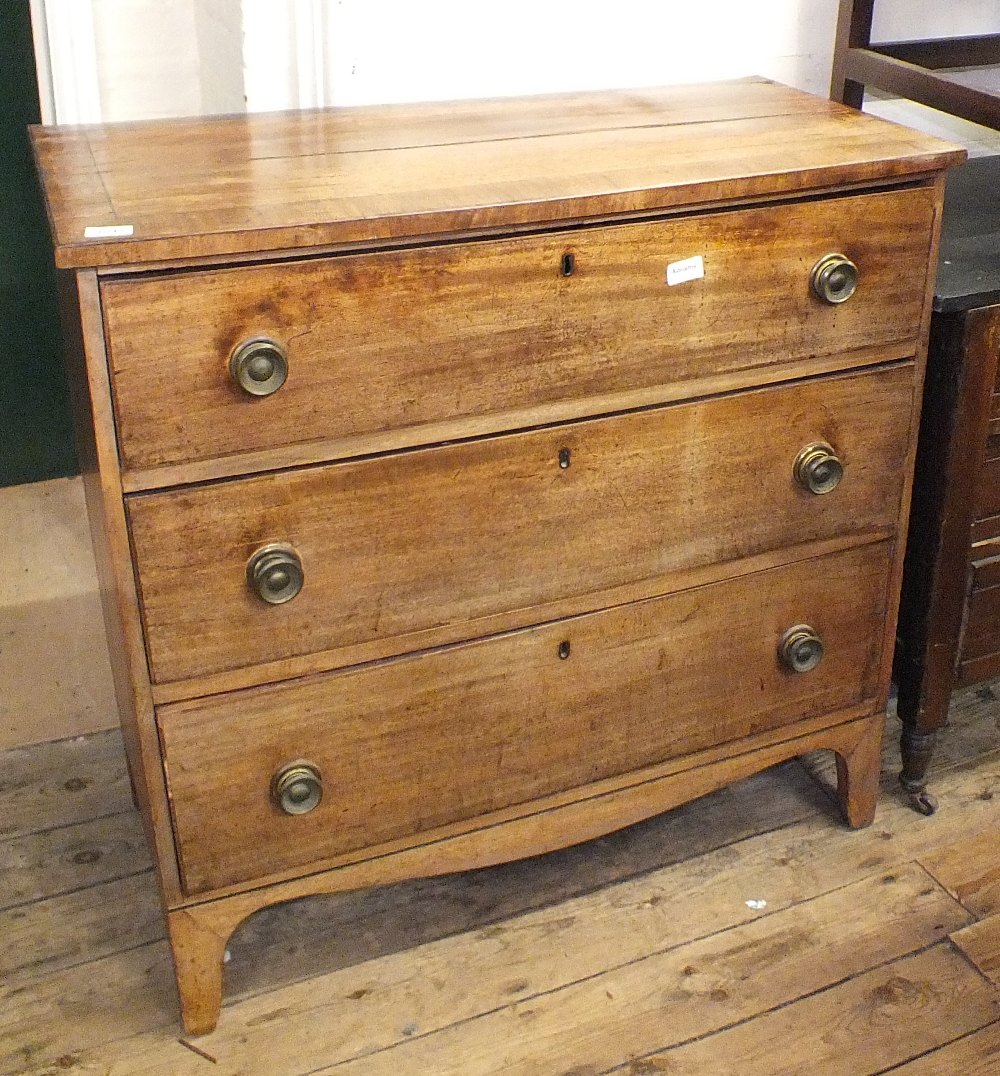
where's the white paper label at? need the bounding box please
[666,255,704,286]
[83,224,134,239]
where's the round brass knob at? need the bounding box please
[272,761,323,815]
[230,337,288,396]
[794,442,844,495]
[247,543,303,604]
[810,253,859,305]
[778,625,824,673]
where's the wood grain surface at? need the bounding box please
[65,271,183,903]
[951,912,1000,986]
[159,542,890,894]
[895,306,1000,756]
[921,830,1000,918]
[158,710,885,1031]
[629,945,998,1076]
[128,364,914,685]
[27,76,962,1045]
[324,865,969,1075]
[30,79,963,268]
[5,679,1000,1070]
[101,186,935,475]
[960,581,1000,663]
[0,729,132,842]
[892,1022,1000,1076]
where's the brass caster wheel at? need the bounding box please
[907,789,938,816]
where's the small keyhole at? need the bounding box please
[558,640,571,659]
[561,252,575,277]
[558,448,571,469]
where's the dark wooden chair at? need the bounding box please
[831,0,1000,127]
[832,1,1000,814]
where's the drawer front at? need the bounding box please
[160,541,891,894]
[129,365,913,684]
[970,544,1000,591]
[974,456,1000,522]
[961,580,1000,664]
[103,187,934,474]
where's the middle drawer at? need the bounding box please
[128,364,913,685]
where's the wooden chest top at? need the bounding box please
[30,77,963,270]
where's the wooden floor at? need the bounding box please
[2,686,1000,1075]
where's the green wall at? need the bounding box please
[0,2,77,486]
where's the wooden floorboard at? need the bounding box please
[0,811,149,910]
[2,679,999,1075]
[0,872,161,988]
[613,945,1000,1076]
[951,912,1000,986]
[886,1018,1000,1074]
[2,765,824,1073]
[920,829,1000,918]
[316,866,971,1075]
[0,940,179,1074]
[0,729,133,840]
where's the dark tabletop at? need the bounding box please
[934,153,1000,313]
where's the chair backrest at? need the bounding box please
[830,0,1000,130]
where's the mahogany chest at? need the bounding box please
[31,78,962,1033]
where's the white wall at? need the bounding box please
[320,0,838,106]
[90,0,203,118]
[32,0,246,122]
[32,0,1000,124]
[872,0,1000,40]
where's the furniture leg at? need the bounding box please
[830,0,875,107]
[899,727,939,815]
[894,305,1000,815]
[835,713,884,828]
[166,908,233,1036]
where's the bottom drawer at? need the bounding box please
[161,542,891,894]
[956,549,1000,684]
[961,580,1000,665]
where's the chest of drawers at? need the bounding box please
[32,78,962,1034]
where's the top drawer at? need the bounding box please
[102,186,935,477]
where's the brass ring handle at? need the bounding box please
[778,625,824,673]
[794,442,844,495]
[272,761,323,815]
[247,543,303,604]
[810,253,859,305]
[230,337,288,396]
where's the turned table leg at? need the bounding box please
[900,727,940,816]
[835,715,883,829]
[167,909,233,1035]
